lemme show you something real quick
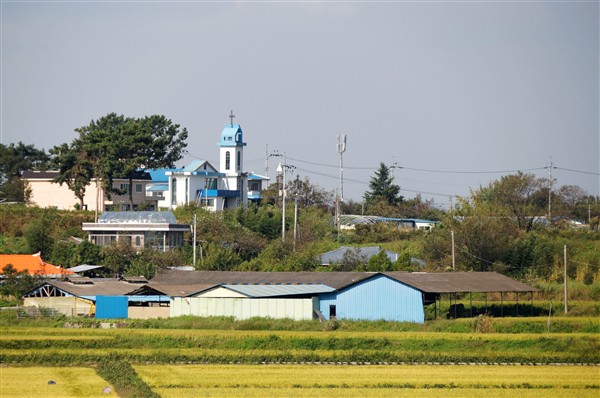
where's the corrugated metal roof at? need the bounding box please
[151,271,537,294]
[98,211,177,224]
[143,283,216,297]
[320,246,399,265]
[223,284,335,298]
[385,272,538,293]
[68,265,105,273]
[27,279,144,298]
[150,270,374,290]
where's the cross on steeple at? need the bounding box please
[229,110,235,127]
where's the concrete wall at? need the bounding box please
[128,306,170,319]
[171,297,318,321]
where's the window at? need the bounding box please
[136,184,142,193]
[225,151,230,170]
[135,236,141,246]
[249,181,261,191]
[329,305,337,319]
[237,151,241,171]
[171,179,177,204]
[120,183,130,194]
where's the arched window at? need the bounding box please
[237,151,241,171]
[225,151,230,170]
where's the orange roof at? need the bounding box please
[0,254,74,276]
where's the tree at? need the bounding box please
[474,172,544,231]
[50,140,94,209]
[0,142,49,203]
[0,264,38,300]
[364,163,403,208]
[69,113,188,209]
[365,248,393,271]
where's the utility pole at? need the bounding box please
[336,135,347,234]
[451,230,456,270]
[548,159,554,224]
[193,214,197,269]
[293,195,298,251]
[564,244,568,315]
[279,154,295,242]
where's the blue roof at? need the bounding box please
[219,124,246,147]
[248,173,269,181]
[147,184,168,192]
[147,168,180,182]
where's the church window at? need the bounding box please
[237,151,241,171]
[225,151,231,170]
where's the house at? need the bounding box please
[81,211,190,251]
[0,253,74,278]
[22,170,157,211]
[21,114,268,212]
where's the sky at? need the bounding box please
[1,1,599,208]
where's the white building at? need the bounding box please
[164,118,267,211]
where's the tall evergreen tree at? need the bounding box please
[364,162,402,206]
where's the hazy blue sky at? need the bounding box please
[2,1,598,207]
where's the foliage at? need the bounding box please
[101,240,137,276]
[128,249,185,279]
[364,248,394,271]
[49,140,93,209]
[24,217,55,256]
[97,358,159,398]
[67,113,187,207]
[0,142,49,202]
[364,163,403,208]
[0,264,39,299]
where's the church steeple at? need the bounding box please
[219,110,246,176]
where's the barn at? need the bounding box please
[148,270,537,323]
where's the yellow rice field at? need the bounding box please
[0,367,118,398]
[135,364,600,398]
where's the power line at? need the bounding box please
[554,167,600,176]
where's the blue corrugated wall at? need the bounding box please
[320,274,424,323]
[96,296,128,319]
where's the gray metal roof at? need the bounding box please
[320,246,399,265]
[28,279,143,298]
[151,271,537,294]
[223,284,336,298]
[130,283,216,297]
[385,272,538,293]
[98,211,177,224]
[68,265,106,273]
[150,270,374,290]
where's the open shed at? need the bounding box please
[385,272,539,318]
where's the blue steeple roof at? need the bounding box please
[219,124,246,147]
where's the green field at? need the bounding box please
[1,317,599,397]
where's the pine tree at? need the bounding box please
[364,162,402,206]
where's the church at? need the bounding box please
[157,113,268,211]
